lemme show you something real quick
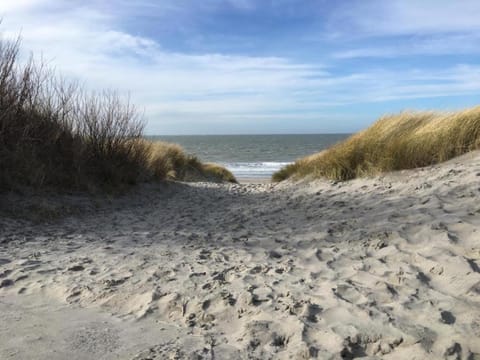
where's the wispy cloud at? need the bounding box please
[333,34,480,59]
[329,0,480,37]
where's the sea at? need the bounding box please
[148,134,350,180]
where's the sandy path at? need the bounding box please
[1,152,480,359]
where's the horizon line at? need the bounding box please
[144,132,353,137]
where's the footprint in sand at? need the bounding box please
[440,310,456,325]
[333,284,367,305]
[0,278,14,288]
[0,258,12,266]
[68,265,85,272]
[303,302,323,323]
[0,269,13,278]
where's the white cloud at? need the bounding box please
[0,2,332,131]
[0,0,45,13]
[1,0,480,134]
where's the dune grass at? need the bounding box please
[273,106,480,182]
[0,35,235,192]
[145,141,236,183]
[200,163,238,183]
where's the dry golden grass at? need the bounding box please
[273,106,480,182]
[145,141,191,180]
[200,163,238,183]
[145,141,237,183]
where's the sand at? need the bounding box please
[1,152,480,359]
[238,177,271,184]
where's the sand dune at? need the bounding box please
[1,152,480,359]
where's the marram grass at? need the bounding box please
[145,141,237,183]
[273,106,480,182]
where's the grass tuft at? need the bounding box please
[200,163,238,183]
[145,141,237,183]
[273,107,480,182]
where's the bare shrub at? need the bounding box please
[0,33,236,192]
[0,35,148,191]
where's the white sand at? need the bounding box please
[1,152,480,359]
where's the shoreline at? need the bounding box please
[1,153,480,359]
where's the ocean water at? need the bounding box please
[148,134,350,180]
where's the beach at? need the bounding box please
[1,151,480,359]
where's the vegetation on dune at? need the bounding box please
[0,36,235,192]
[199,163,237,183]
[145,141,237,183]
[273,106,480,182]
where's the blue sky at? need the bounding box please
[2,1,480,134]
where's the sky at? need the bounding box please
[1,0,480,135]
